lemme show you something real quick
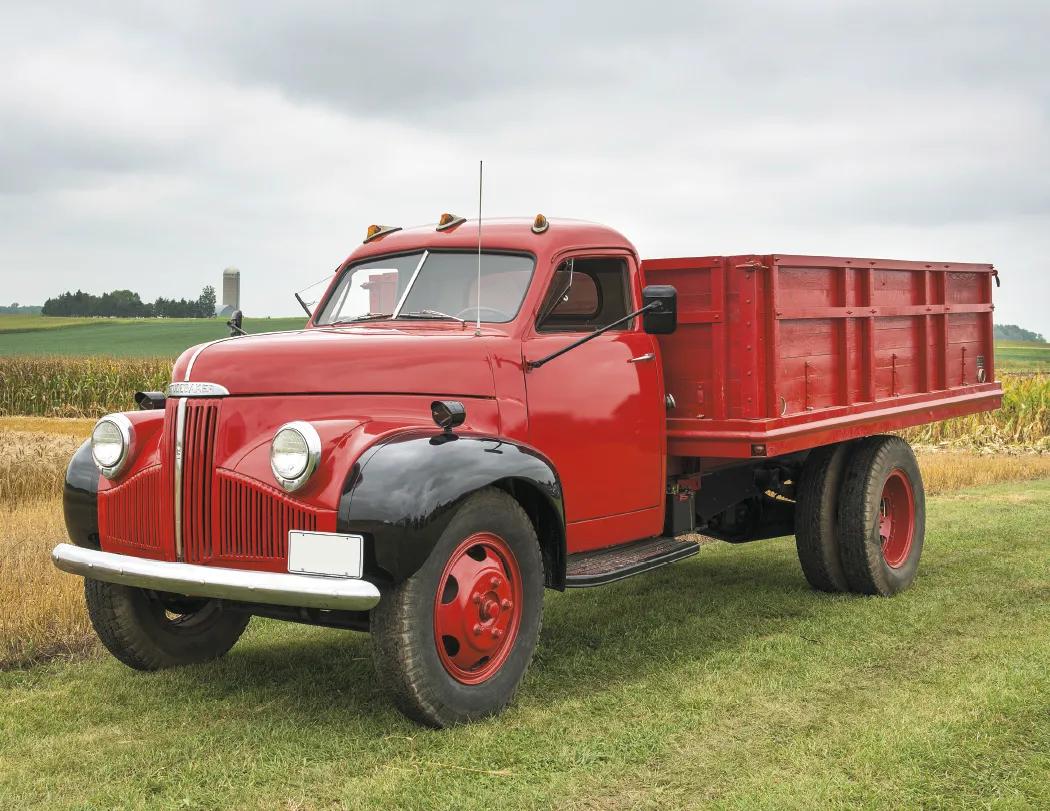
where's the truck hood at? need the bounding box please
[173,327,498,397]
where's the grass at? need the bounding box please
[0,315,307,357]
[0,478,1047,808]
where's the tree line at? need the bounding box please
[42,286,217,318]
[994,323,1045,343]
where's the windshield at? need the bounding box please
[314,251,535,325]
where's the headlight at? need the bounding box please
[270,422,321,492]
[91,414,134,478]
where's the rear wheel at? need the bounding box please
[84,579,251,670]
[837,436,925,596]
[794,442,852,592]
[370,487,544,727]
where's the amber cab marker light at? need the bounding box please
[531,214,549,234]
[436,213,466,231]
[363,224,402,243]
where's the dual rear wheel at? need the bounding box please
[795,435,925,596]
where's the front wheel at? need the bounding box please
[370,487,544,727]
[85,579,251,670]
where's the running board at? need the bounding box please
[565,536,699,588]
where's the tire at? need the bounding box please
[794,442,852,592]
[84,579,251,671]
[837,436,925,596]
[370,487,544,727]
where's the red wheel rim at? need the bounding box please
[879,469,915,568]
[433,532,523,685]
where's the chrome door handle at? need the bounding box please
[628,353,655,363]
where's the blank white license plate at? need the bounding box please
[287,531,364,578]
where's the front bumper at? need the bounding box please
[51,543,381,611]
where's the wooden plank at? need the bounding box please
[774,303,992,320]
[710,259,728,419]
[765,257,780,417]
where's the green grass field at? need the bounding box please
[2,479,1047,809]
[0,316,307,357]
[996,339,1050,372]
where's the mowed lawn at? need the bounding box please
[0,316,307,357]
[2,480,1048,809]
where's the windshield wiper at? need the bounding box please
[398,309,465,323]
[339,313,393,323]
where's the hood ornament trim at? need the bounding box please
[166,382,230,398]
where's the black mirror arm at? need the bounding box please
[526,300,661,371]
[294,292,313,317]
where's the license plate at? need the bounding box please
[287,531,364,579]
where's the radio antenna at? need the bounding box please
[475,159,483,336]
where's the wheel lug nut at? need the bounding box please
[490,576,501,588]
[501,599,512,610]
[473,623,482,635]
[472,592,481,605]
[491,628,502,639]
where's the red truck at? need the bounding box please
[53,215,1001,726]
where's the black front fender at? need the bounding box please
[64,439,100,549]
[337,431,565,588]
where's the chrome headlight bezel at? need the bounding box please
[91,413,135,479]
[270,421,322,492]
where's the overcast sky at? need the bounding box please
[1,1,1048,333]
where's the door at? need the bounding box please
[523,254,665,551]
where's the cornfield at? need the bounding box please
[0,356,171,418]
[901,374,1049,451]
[0,356,1045,449]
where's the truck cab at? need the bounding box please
[54,215,1001,727]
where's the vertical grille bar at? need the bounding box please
[97,466,164,552]
[215,470,320,563]
[180,400,220,564]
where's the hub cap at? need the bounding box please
[879,469,915,568]
[433,532,522,685]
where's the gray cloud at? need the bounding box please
[0,0,1048,332]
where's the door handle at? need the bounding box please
[628,353,655,363]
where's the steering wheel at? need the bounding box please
[455,305,511,322]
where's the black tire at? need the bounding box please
[370,487,544,728]
[84,579,251,670]
[794,442,852,592]
[837,436,925,596]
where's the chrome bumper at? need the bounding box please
[51,543,381,611]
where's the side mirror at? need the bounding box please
[227,309,244,337]
[642,285,677,334]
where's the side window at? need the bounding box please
[538,257,632,332]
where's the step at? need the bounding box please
[565,536,699,588]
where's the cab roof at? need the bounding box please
[345,217,638,266]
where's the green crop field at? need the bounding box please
[2,313,1049,371]
[2,479,1048,808]
[996,339,1050,372]
[0,315,307,357]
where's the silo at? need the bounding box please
[222,268,241,312]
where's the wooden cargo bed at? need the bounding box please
[641,254,1002,459]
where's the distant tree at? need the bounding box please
[40,284,226,318]
[994,324,1046,343]
[0,302,42,314]
[196,285,217,317]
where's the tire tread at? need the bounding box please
[371,487,543,727]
